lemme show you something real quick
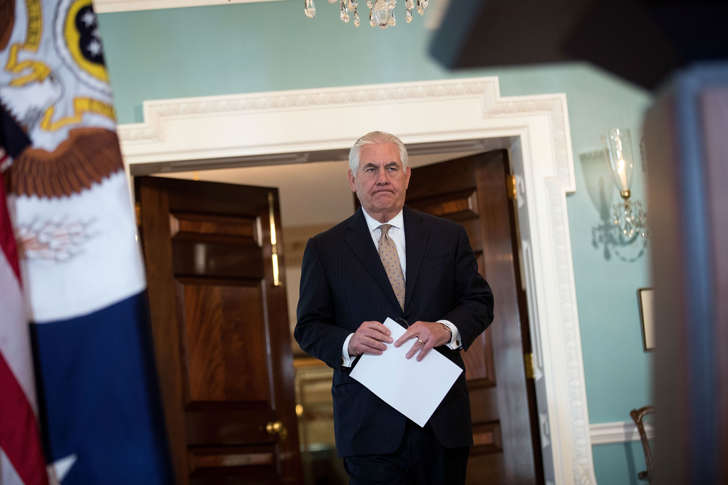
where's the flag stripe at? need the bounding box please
[0,165,48,485]
[32,292,172,484]
[0,241,37,411]
[1,448,25,485]
[0,170,20,283]
[0,171,38,406]
[0,354,48,485]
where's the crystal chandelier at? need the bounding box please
[604,128,648,240]
[304,0,430,29]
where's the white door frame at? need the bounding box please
[119,77,596,485]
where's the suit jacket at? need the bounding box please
[294,207,494,457]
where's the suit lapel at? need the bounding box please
[403,208,430,310]
[344,209,401,310]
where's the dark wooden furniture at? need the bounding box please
[630,406,655,483]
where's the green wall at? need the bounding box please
[593,442,649,485]
[98,1,653,481]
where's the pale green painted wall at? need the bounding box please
[593,442,648,485]
[98,2,653,481]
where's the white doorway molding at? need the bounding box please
[119,77,596,485]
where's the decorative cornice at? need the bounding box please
[590,421,655,445]
[116,123,158,143]
[483,90,575,192]
[117,77,506,159]
[161,79,494,114]
[119,78,498,143]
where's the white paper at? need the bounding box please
[350,317,463,427]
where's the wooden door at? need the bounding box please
[135,176,302,485]
[406,151,543,484]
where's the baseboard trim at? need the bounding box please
[590,421,655,445]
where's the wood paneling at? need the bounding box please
[172,240,264,279]
[185,404,275,445]
[462,330,495,387]
[136,176,302,485]
[136,180,189,482]
[471,421,503,455]
[171,212,259,240]
[408,151,541,485]
[177,280,270,403]
[189,450,274,471]
[188,445,280,485]
[407,189,479,221]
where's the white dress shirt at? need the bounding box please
[342,208,462,366]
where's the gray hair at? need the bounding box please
[348,131,408,173]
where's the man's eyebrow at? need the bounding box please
[362,162,378,169]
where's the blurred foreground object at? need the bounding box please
[0,1,172,483]
[644,65,728,484]
[430,0,728,90]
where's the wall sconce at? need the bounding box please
[603,128,648,240]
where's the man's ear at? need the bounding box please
[348,169,357,192]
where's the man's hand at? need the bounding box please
[394,321,451,361]
[348,321,393,357]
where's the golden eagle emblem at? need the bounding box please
[1,0,122,199]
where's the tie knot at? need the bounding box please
[379,224,392,238]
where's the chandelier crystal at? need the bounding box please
[304,0,429,29]
[611,198,648,240]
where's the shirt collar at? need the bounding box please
[361,207,404,233]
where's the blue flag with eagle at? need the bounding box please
[0,1,173,483]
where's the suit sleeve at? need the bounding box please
[294,238,351,369]
[440,225,494,351]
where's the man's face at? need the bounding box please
[348,142,411,222]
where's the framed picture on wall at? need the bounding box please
[638,288,655,351]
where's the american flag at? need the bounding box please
[0,140,48,485]
[1,1,172,483]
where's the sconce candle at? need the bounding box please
[616,159,630,196]
[603,128,648,240]
[604,128,635,195]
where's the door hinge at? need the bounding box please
[506,174,517,201]
[524,353,534,379]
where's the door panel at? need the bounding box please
[136,176,302,485]
[406,151,542,485]
[462,332,496,385]
[179,280,269,403]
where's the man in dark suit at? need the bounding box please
[294,131,494,484]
